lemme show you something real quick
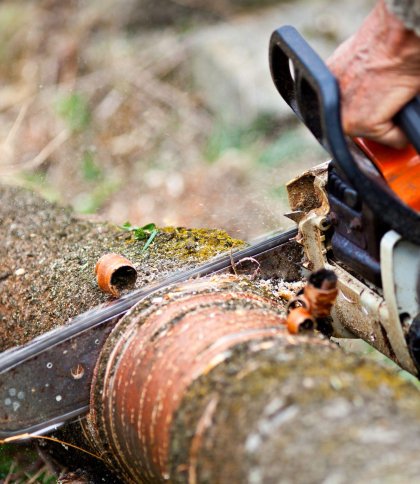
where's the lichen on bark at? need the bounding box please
[170,339,420,483]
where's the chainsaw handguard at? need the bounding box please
[269,26,420,244]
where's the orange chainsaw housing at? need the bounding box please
[355,138,420,211]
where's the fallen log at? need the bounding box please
[2,184,420,484]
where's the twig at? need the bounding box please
[4,461,16,484]
[26,464,49,484]
[229,254,261,279]
[22,128,70,171]
[236,257,261,279]
[3,100,31,147]
[229,249,238,276]
[0,433,103,462]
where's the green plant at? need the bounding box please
[205,123,243,162]
[20,171,60,203]
[204,114,280,163]
[270,184,288,200]
[81,150,102,181]
[0,444,55,483]
[56,92,91,132]
[120,222,158,252]
[73,179,120,214]
[257,129,308,166]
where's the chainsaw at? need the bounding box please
[269,25,420,377]
[1,25,420,441]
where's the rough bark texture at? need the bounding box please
[80,277,420,483]
[2,184,420,484]
[0,184,244,351]
[170,342,420,484]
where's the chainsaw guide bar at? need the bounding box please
[0,227,298,438]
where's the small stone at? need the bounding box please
[15,268,26,276]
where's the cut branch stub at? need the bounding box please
[95,253,137,298]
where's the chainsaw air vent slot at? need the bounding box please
[327,162,385,286]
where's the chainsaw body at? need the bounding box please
[270,26,420,374]
[286,162,420,374]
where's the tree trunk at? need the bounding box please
[2,184,420,484]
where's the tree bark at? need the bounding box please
[81,277,420,484]
[2,184,420,484]
[0,184,243,351]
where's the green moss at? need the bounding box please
[152,227,245,261]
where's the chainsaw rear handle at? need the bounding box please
[394,97,420,153]
[269,25,420,244]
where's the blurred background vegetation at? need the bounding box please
[0,0,374,481]
[0,0,373,241]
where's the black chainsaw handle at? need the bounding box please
[269,26,420,154]
[394,96,420,153]
[269,25,420,244]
